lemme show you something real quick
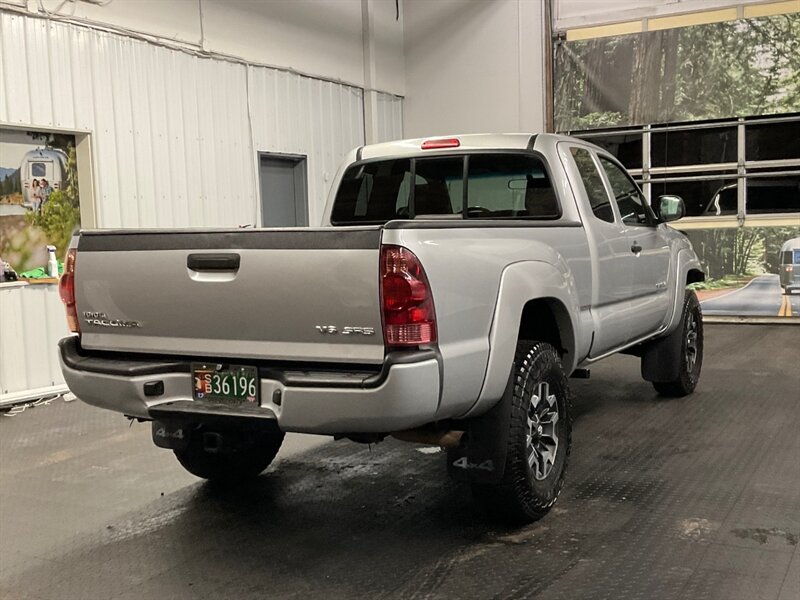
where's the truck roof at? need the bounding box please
[358,133,576,161]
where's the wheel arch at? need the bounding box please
[461,261,581,419]
[663,249,704,335]
[518,297,576,362]
[687,268,705,285]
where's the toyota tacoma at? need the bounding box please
[58,134,704,523]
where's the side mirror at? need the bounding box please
[657,195,685,222]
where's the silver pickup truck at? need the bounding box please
[58,134,704,523]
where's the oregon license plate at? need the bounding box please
[192,363,259,405]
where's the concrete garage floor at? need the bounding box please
[1,324,798,600]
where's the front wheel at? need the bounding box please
[174,423,284,483]
[653,290,703,397]
[472,342,572,524]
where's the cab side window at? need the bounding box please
[570,147,615,223]
[599,156,653,226]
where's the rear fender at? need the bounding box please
[461,260,580,419]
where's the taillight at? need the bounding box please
[380,245,437,347]
[59,248,80,333]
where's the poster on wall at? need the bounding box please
[686,227,800,319]
[554,13,800,131]
[0,128,81,280]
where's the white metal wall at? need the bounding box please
[374,92,404,143]
[0,284,69,406]
[0,11,382,228]
[247,67,364,226]
[0,10,403,402]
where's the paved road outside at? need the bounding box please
[1,325,799,600]
[701,274,800,317]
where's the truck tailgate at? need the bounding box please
[74,228,385,364]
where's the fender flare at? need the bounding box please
[662,248,704,335]
[461,260,581,419]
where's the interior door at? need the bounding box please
[597,155,672,339]
[564,146,635,355]
[259,154,308,227]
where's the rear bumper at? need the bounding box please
[58,337,441,434]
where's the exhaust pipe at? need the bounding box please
[390,429,464,449]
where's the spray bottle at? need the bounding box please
[47,245,58,278]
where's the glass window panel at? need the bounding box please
[570,147,615,223]
[581,134,643,170]
[744,176,800,214]
[31,162,46,177]
[414,158,463,216]
[651,126,737,167]
[746,121,800,162]
[331,159,412,224]
[650,176,738,217]
[466,154,558,218]
[598,156,652,226]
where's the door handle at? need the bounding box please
[630,243,642,254]
[187,253,241,271]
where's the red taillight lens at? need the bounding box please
[58,248,80,333]
[421,138,460,150]
[380,245,437,347]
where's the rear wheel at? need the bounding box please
[653,291,703,397]
[472,342,572,524]
[174,423,284,483]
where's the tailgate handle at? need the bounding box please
[187,253,240,271]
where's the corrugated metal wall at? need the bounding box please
[0,10,403,402]
[0,284,69,406]
[0,11,391,228]
[374,92,404,144]
[247,67,365,226]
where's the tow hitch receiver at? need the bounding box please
[151,420,191,451]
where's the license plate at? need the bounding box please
[192,363,259,405]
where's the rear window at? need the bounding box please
[331,154,558,224]
[30,162,47,177]
[468,154,558,218]
[795,249,800,264]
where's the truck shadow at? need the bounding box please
[9,440,546,599]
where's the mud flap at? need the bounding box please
[447,371,513,484]
[151,420,191,451]
[641,325,682,382]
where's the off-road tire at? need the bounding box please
[653,290,703,397]
[472,342,572,524]
[174,424,284,483]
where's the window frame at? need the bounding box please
[568,145,620,225]
[596,153,658,227]
[330,150,563,225]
